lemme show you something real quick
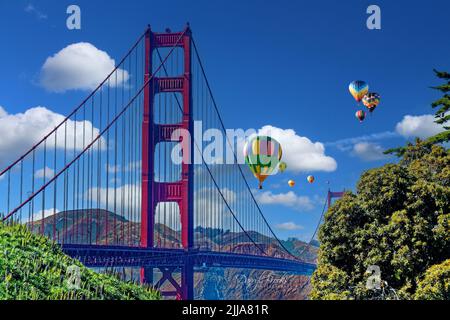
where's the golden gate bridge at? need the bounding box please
[0,25,342,300]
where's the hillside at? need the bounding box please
[0,222,160,300]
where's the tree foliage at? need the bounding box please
[427,69,450,144]
[385,70,450,156]
[311,141,450,300]
[415,259,450,300]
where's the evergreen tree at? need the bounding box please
[427,69,450,144]
[386,70,449,156]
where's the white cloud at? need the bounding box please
[34,166,55,179]
[0,106,7,117]
[195,187,237,228]
[32,208,59,222]
[0,106,104,168]
[352,142,390,161]
[255,190,314,211]
[275,222,303,231]
[25,4,47,20]
[242,125,337,173]
[326,131,398,151]
[155,202,180,230]
[85,184,141,219]
[39,42,129,92]
[84,184,236,229]
[396,114,445,139]
[106,164,121,174]
[106,161,141,174]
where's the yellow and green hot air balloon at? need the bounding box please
[244,135,282,189]
[278,162,287,173]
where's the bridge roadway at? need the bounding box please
[62,244,316,275]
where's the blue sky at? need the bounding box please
[0,0,449,241]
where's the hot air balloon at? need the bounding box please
[362,92,381,112]
[288,180,295,187]
[307,175,315,184]
[244,135,282,189]
[278,162,287,173]
[349,81,369,103]
[355,110,366,122]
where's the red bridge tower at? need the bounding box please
[140,25,194,300]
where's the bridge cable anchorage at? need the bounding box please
[1,29,187,222]
[191,37,306,261]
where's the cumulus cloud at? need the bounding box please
[352,142,390,161]
[0,106,104,168]
[396,114,444,139]
[240,125,337,173]
[39,42,129,92]
[255,190,314,211]
[275,222,303,231]
[0,106,7,117]
[34,166,55,179]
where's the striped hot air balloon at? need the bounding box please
[362,92,381,112]
[355,110,366,122]
[349,80,369,103]
[307,175,315,184]
[243,135,282,189]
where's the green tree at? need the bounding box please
[310,264,351,300]
[311,142,450,300]
[428,70,450,144]
[386,70,449,156]
[415,259,450,300]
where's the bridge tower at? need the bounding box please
[327,190,344,208]
[140,25,194,300]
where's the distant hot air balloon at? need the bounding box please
[362,92,381,112]
[244,135,282,189]
[355,110,366,122]
[307,175,315,184]
[349,81,369,103]
[278,162,287,173]
[288,180,295,187]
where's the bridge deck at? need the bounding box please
[62,244,316,274]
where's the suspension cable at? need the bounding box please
[2,29,187,222]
